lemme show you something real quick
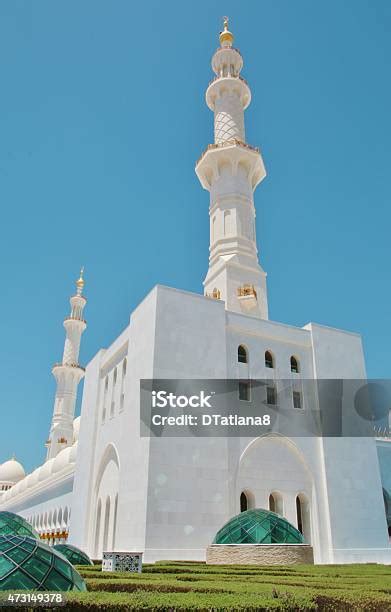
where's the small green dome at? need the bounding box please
[53,544,93,566]
[0,535,87,591]
[0,511,39,539]
[213,509,305,545]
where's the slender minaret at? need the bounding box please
[46,269,87,460]
[196,18,268,319]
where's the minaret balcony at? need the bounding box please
[196,139,266,191]
[63,316,87,328]
[212,47,243,76]
[52,362,86,376]
[206,75,251,111]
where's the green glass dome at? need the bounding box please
[0,535,87,591]
[53,544,93,566]
[0,512,39,539]
[213,509,305,545]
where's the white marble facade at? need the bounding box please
[1,19,390,564]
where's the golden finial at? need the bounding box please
[219,16,234,47]
[76,266,85,294]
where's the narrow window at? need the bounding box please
[240,492,248,512]
[224,210,232,236]
[265,351,274,369]
[212,216,216,242]
[110,368,117,417]
[269,493,276,513]
[296,496,303,534]
[102,376,108,422]
[269,492,283,515]
[293,390,302,409]
[290,356,299,373]
[239,380,251,401]
[238,345,248,364]
[266,385,277,406]
[120,358,127,412]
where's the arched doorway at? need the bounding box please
[92,444,120,558]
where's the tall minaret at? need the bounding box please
[196,18,268,319]
[46,269,87,460]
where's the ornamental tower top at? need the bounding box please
[196,19,268,319]
[45,269,87,460]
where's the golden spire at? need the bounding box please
[219,16,234,48]
[76,266,85,295]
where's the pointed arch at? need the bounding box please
[94,444,120,494]
[93,444,120,558]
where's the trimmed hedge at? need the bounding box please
[1,562,390,610]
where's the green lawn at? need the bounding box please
[60,561,391,611]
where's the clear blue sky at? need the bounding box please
[1,1,390,472]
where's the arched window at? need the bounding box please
[296,496,303,534]
[240,490,255,512]
[240,492,248,513]
[110,369,116,418]
[120,359,127,412]
[290,356,299,373]
[265,351,274,369]
[224,210,232,236]
[269,492,283,515]
[383,488,391,536]
[296,494,310,542]
[238,345,248,364]
[102,376,108,423]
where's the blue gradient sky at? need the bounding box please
[1,1,390,472]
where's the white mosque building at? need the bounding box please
[0,19,390,564]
